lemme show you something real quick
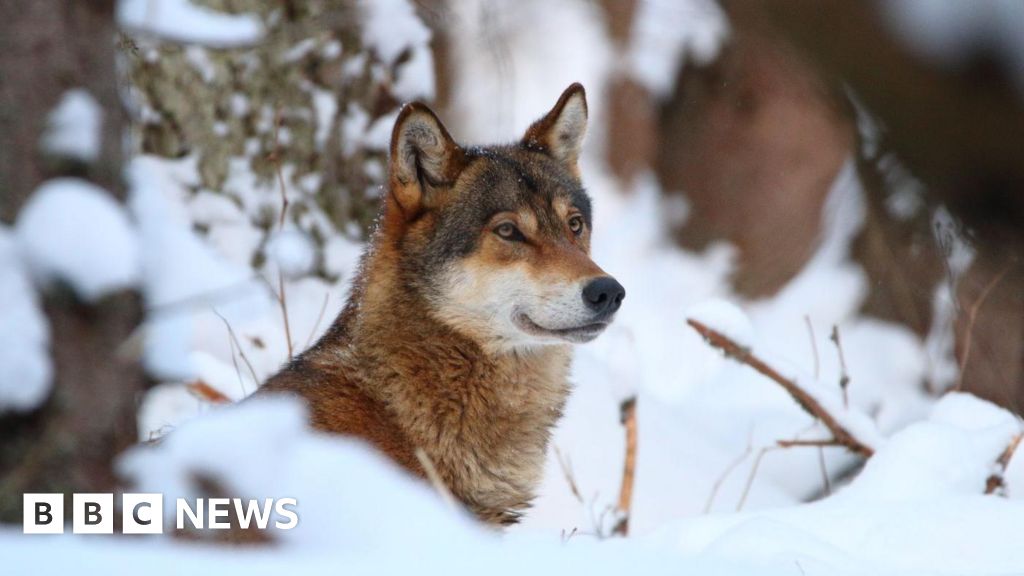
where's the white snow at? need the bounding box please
[359,0,430,65]
[15,178,141,302]
[686,298,756,349]
[120,396,482,548]
[391,41,436,101]
[41,89,103,163]
[0,227,52,413]
[8,2,1023,574]
[627,0,730,97]
[4,392,1021,575]
[118,0,264,48]
[264,230,315,279]
[127,156,270,382]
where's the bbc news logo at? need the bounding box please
[23,494,298,534]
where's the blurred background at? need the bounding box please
[1,0,1023,539]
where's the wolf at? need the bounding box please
[259,83,625,526]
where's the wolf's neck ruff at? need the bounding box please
[310,237,572,523]
[259,83,624,526]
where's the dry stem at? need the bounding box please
[804,315,820,379]
[213,309,259,394]
[704,433,753,513]
[687,318,874,457]
[985,433,1022,495]
[268,105,295,359]
[957,264,1012,392]
[830,325,850,408]
[612,396,638,536]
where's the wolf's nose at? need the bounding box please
[582,277,625,316]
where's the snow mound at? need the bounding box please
[0,227,51,413]
[359,0,435,100]
[359,0,430,64]
[118,0,264,47]
[127,156,270,381]
[15,178,140,302]
[652,392,1024,575]
[265,230,315,279]
[844,392,1021,500]
[119,395,482,550]
[41,89,102,163]
[687,298,755,349]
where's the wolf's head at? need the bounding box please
[381,84,624,353]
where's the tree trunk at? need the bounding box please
[0,0,145,523]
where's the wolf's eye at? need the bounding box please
[494,222,525,242]
[568,215,585,236]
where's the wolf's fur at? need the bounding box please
[258,84,623,525]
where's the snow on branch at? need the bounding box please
[117,0,264,48]
[687,318,877,457]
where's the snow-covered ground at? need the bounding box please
[4,0,1023,574]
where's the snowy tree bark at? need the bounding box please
[0,0,145,522]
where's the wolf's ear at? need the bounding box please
[521,83,588,171]
[389,102,465,218]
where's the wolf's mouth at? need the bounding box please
[513,312,609,343]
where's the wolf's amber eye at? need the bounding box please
[568,215,585,236]
[494,222,525,242]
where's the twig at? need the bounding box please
[957,264,1012,392]
[985,433,1022,495]
[555,446,585,505]
[804,315,820,379]
[213,309,259,394]
[736,445,780,511]
[303,291,331,349]
[817,446,832,496]
[687,319,874,457]
[612,396,638,537]
[415,448,459,511]
[186,380,232,404]
[269,106,290,229]
[704,432,754,513]
[775,438,843,449]
[277,274,294,359]
[268,104,295,359]
[830,325,850,408]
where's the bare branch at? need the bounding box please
[554,446,584,505]
[213,309,260,393]
[303,291,332,350]
[612,396,638,537]
[737,445,779,511]
[186,380,232,404]
[775,438,844,449]
[267,104,295,359]
[804,315,820,379]
[957,263,1012,392]
[829,325,850,408]
[687,318,874,457]
[985,433,1022,495]
[817,446,832,496]
[704,432,753,513]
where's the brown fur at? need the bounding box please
[258,84,616,525]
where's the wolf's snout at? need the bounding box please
[582,277,625,317]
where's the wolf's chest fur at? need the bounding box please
[365,334,572,523]
[261,292,573,524]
